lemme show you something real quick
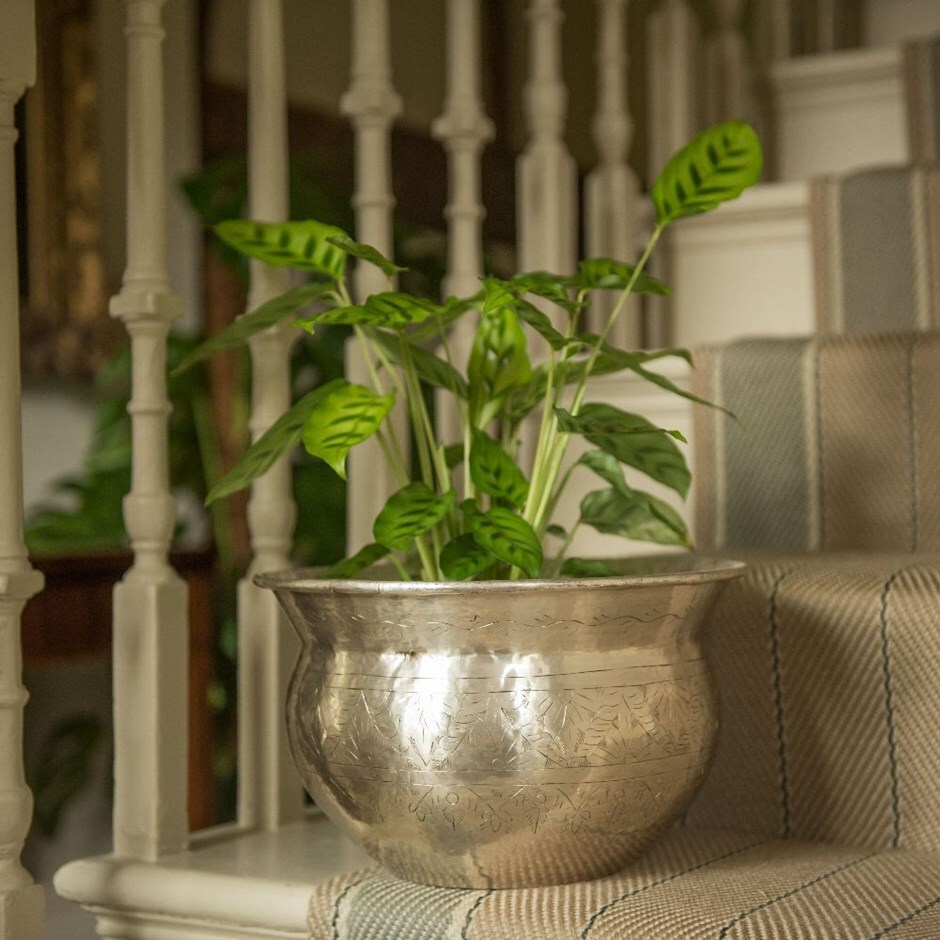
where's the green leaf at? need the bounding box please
[319,542,390,579]
[407,293,482,342]
[559,557,619,578]
[326,234,407,278]
[173,281,333,375]
[297,292,439,331]
[464,503,542,578]
[469,430,529,509]
[206,378,347,503]
[511,298,569,350]
[651,121,763,226]
[555,403,691,498]
[568,258,671,296]
[302,383,396,479]
[443,442,465,469]
[468,305,532,425]
[481,278,568,349]
[373,483,455,552]
[580,487,689,546]
[508,272,583,315]
[214,219,350,278]
[370,330,469,399]
[439,533,495,580]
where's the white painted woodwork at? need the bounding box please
[341,0,404,552]
[864,0,940,46]
[432,0,493,310]
[816,0,838,53]
[432,0,493,445]
[772,46,907,180]
[585,0,642,348]
[108,0,190,862]
[518,0,578,310]
[668,181,815,348]
[237,0,306,834]
[704,0,754,126]
[647,0,702,177]
[56,816,371,939]
[0,3,44,935]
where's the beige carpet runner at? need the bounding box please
[691,332,940,554]
[306,556,940,938]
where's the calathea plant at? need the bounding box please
[176,121,762,581]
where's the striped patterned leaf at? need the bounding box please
[482,278,569,349]
[326,234,407,279]
[569,259,671,296]
[205,378,347,504]
[508,272,583,315]
[319,542,390,579]
[468,305,532,425]
[369,330,469,399]
[174,281,333,375]
[301,383,395,480]
[555,404,690,498]
[651,121,763,226]
[469,430,529,509]
[464,503,542,579]
[439,533,495,581]
[214,219,349,279]
[373,483,455,552]
[559,557,619,578]
[298,292,439,331]
[580,487,689,546]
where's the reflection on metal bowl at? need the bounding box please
[256,555,745,888]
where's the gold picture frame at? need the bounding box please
[19,0,123,382]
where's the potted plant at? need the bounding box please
[177,121,761,888]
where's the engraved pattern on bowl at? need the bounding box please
[257,556,744,888]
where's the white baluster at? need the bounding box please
[237,0,305,832]
[0,3,44,936]
[647,0,703,176]
[432,0,494,443]
[518,0,578,324]
[341,0,403,550]
[704,0,754,125]
[585,0,641,347]
[433,0,493,306]
[110,0,189,859]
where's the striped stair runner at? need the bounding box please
[307,556,940,938]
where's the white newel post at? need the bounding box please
[585,0,641,347]
[0,2,44,936]
[341,0,403,551]
[518,0,578,321]
[237,0,305,832]
[432,0,493,443]
[704,0,754,126]
[110,0,189,860]
[647,0,702,176]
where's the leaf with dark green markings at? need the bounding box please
[559,557,619,578]
[443,442,464,469]
[508,272,583,314]
[206,378,347,504]
[468,304,532,425]
[297,292,439,331]
[373,483,455,551]
[439,533,495,580]
[555,404,691,497]
[567,258,671,296]
[326,234,407,278]
[463,503,542,578]
[469,430,529,509]
[571,341,731,416]
[651,121,763,226]
[370,330,469,398]
[302,383,395,479]
[481,278,569,349]
[319,542,391,579]
[580,487,689,546]
[214,219,349,278]
[174,281,333,375]
[407,293,483,341]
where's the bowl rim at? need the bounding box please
[254,553,747,597]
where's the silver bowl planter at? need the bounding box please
[256,555,745,889]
